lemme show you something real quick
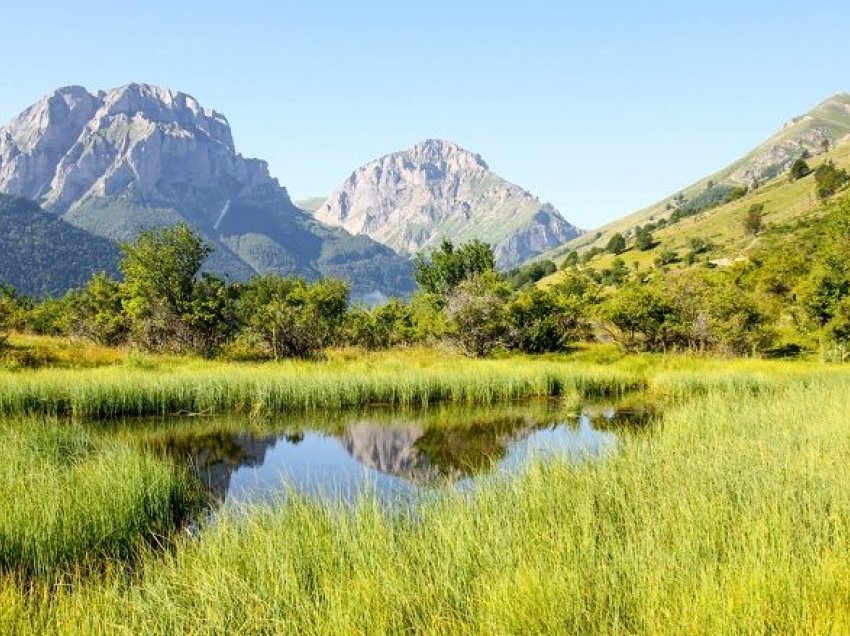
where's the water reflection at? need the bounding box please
[136,402,653,507]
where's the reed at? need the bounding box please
[0,418,193,579]
[3,368,850,633]
[0,353,644,419]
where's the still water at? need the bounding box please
[137,401,653,507]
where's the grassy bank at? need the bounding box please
[1,366,850,633]
[0,418,194,580]
[0,349,645,419]
[1,340,843,420]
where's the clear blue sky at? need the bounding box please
[3,0,849,228]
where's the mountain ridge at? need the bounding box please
[0,83,414,297]
[539,91,850,263]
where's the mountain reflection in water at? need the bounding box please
[141,403,653,506]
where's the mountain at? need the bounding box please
[541,92,850,264]
[313,139,581,268]
[0,84,414,297]
[0,194,120,297]
[536,93,850,288]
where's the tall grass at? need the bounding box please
[0,418,193,579]
[3,369,850,633]
[0,353,644,419]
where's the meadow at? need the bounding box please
[1,338,850,633]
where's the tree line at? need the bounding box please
[2,191,850,361]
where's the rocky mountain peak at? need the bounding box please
[0,84,415,297]
[0,83,277,215]
[97,83,234,151]
[315,139,580,268]
[405,138,489,171]
[0,86,101,199]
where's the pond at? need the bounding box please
[129,400,655,508]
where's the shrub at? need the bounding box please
[789,158,811,181]
[814,161,849,200]
[238,276,349,359]
[606,233,627,255]
[744,203,765,235]
[445,274,511,357]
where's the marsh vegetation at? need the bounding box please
[0,345,849,633]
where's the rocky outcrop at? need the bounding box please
[315,139,580,268]
[728,93,850,186]
[0,84,414,297]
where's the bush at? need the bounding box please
[68,273,129,346]
[507,260,557,289]
[0,287,15,351]
[596,283,678,352]
[445,274,511,357]
[789,158,811,181]
[507,288,577,354]
[606,233,626,255]
[814,161,849,200]
[238,276,349,359]
[744,203,765,235]
[635,227,655,251]
[414,239,496,295]
[654,249,679,267]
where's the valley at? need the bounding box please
[2,75,850,635]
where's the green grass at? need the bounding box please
[2,367,850,633]
[0,418,193,579]
[0,349,645,419]
[1,347,850,633]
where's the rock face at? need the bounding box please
[0,84,413,297]
[314,139,580,268]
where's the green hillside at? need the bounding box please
[541,93,850,266]
[0,195,120,297]
[541,134,850,285]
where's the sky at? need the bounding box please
[2,0,849,228]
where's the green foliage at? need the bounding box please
[182,274,238,357]
[67,274,129,346]
[120,224,216,353]
[814,161,849,200]
[684,237,715,265]
[561,250,579,268]
[599,257,629,286]
[666,270,773,355]
[597,283,677,352]
[237,276,349,359]
[743,203,765,235]
[634,226,655,251]
[654,249,679,267]
[13,297,73,337]
[506,287,583,353]
[668,183,736,223]
[0,287,15,350]
[413,239,496,295]
[346,299,418,350]
[0,195,120,298]
[789,157,811,181]
[723,185,748,203]
[580,246,605,264]
[605,232,626,255]
[506,259,557,289]
[445,273,512,357]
